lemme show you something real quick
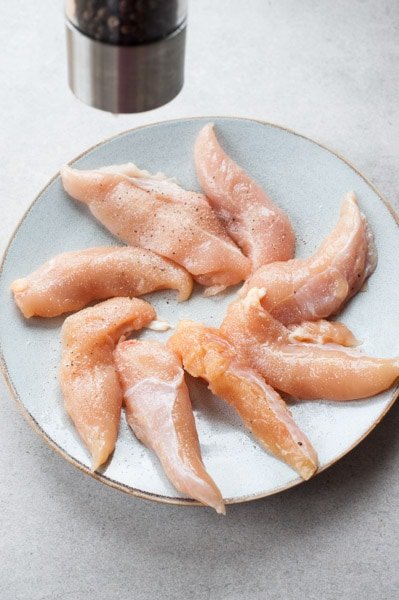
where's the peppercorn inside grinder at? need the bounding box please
[65,1,187,113]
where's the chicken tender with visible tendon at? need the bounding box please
[12,246,193,318]
[114,339,225,513]
[221,288,399,402]
[168,321,318,480]
[60,297,156,470]
[61,163,250,293]
[195,123,295,270]
[241,193,377,325]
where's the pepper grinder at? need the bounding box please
[65,1,187,113]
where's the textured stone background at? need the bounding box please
[1,1,398,598]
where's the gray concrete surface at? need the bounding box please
[1,1,398,598]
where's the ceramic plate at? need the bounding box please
[1,117,398,506]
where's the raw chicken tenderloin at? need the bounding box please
[221,288,399,401]
[60,297,156,470]
[11,246,193,318]
[61,164,250,293]
[194,123,295,270]
[114,339,225,514]
[241,192,377,325]
[168,321,318,480]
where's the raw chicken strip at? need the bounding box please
[11,246,192,318]
[194,123,295,270]
[221,288,399,401]
[60,297,156,470]
[287,320,359,347]
[168,321,318,480]
[61,163,250,292]
[114,339,225,513]
[241,192,377,325]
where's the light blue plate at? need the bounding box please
[1,117,398,505]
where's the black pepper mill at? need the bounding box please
[65,1,187,113]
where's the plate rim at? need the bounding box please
[1,115,398,507]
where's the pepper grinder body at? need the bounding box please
[65,1,187,113]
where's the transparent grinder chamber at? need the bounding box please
[65,1,187,113]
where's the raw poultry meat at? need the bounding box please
[241,192,377,325]
[168,321,318,480]
[60,297,156,470]
[114,339,225,513]
[11,246,192,318]
[61,163,250,293]
[194,123,295,270]
[221,288,399,401]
